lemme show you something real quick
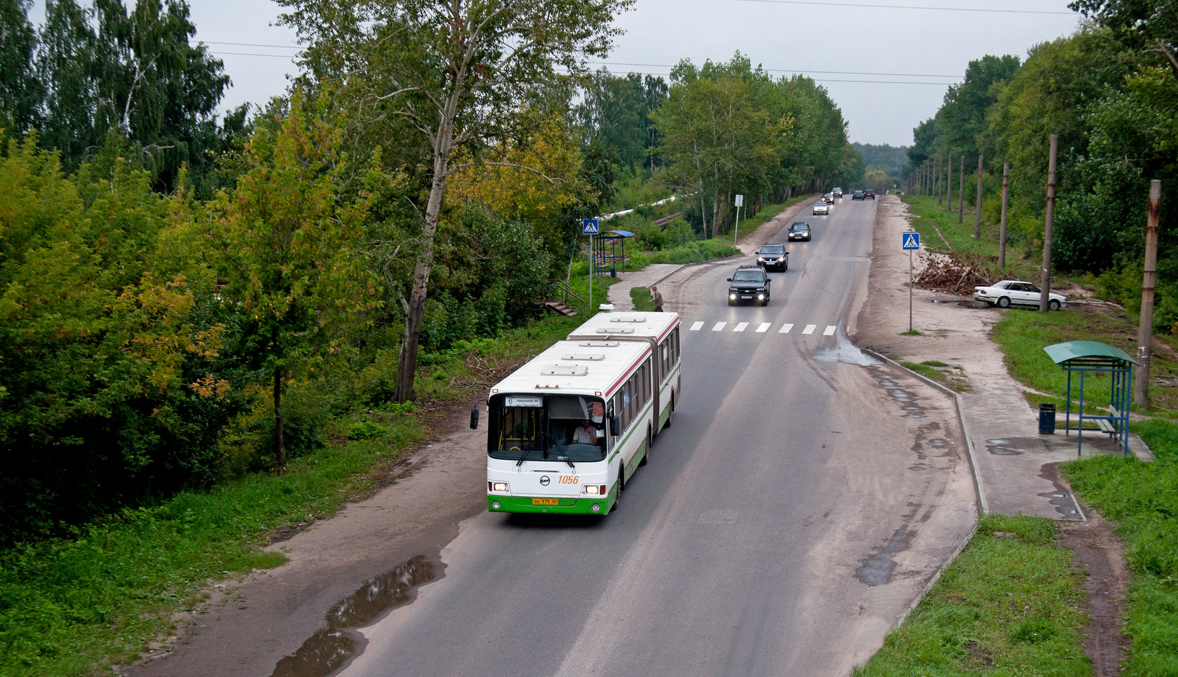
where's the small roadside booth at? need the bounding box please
[592,230,634,277]
[1042,340,1137,456]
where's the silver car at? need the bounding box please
[813,201,829,215]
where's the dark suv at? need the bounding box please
[727,265,771,306]
[864,189,876,200]
[755,243,788,271]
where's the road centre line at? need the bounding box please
[690,321,704,331]
[779,323,794,334]
[803,324,817,335]
[734,322,749,332]
[823,325,837,336]
[757,323,771,333]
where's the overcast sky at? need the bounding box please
[29,0,1084,147]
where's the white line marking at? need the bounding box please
[690,321,704,331]
[757,323,771,333]
[712,322,726,332]
[803,324,817,335]
[734,322,749,333]
[823,325,837,336]
[779,323,794,334]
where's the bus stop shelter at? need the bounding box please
[1043,340,1137,456]
[592,230,634,277]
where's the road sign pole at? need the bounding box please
[909,250,913,333]
[588,233,593,313]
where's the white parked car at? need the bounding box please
[813,201,829,215]
[973,280,1067,310]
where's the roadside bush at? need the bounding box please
[219,382,331,476]
[663,217,697,247]
[347,420,388,440]
[631,220,666,250]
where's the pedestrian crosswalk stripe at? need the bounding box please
[779,323,794,334]
[690,321,704,331]
[757,323,771,333]
[734,322,748,332]
[712,322,726,332]
[802,324,817,335]
[823,325,837,336]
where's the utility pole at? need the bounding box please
[946,151,953,212]
[1040,135,1058,312]
[974,154,984,240]
[1135,180,1162,409]
[999,162,1009,269]
[958,155,965,224]
[935,154,941,203]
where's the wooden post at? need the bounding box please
[974,154,984,240]
[946,151,953,212]
[1040,135,1058,312]
[1135,180,1162,409]
[999,162,1009,269]
[957,155,965,224]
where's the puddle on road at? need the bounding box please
[855,527,915,586]
[271,555,438,677]
[866,365,926,419]
[814,334,880,367]
[986,438,1025,456]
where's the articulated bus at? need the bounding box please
[474,311,682,515]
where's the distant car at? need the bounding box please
[823,193,835,204]
[787,222,812,241]
[864,189,876,200]
[728,265,771,306]
[755,243,788,271]
[832,187,843,198]
[813,201,829,215]
[973,280,1067,310]
[852,190,864,200]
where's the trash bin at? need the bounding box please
[1038,403,1056,434]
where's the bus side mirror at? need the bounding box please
[610,415,620,436]
[470,407,479,429]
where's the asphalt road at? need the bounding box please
[338,198,976,677]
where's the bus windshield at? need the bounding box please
[488,394,607,463]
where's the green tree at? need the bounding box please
[278,0,633,403]
[37,0,99,163]
[0,0,41,134]
[1072,0,1178,75]
[938,54,1020,164]
[203,94,378,472]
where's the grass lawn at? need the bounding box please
[0,280,611,676]
[854,514,1090,676]
[1065,418,1178,676]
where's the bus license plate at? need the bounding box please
[532,498,559,505]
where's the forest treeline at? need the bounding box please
[906,1,1178,326]
[0,0,861,542]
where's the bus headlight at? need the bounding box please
[491,501,501,510]
[584,484,606,495]
[490,481,508,492]
[591,504,601,513]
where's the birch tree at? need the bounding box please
[278,0,632,402]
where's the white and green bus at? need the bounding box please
[474,311,682,515]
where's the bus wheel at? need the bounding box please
[640,426,652,465]
[664,398,674,429]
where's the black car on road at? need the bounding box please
[728,265,771,306]
[787,222,811,241]
[756,243,788,271]
[864,189,876,199]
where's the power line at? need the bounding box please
[197,40,299,50]
[734,0,1075,14]
[210,51,298,58]
[589,60,959,78]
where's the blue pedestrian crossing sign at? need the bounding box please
[902,232,921,250]
[582,218,600,235]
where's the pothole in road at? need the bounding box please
[271,555,439,677]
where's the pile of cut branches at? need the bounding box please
[914,252,994,294]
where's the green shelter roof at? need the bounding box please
[1043,340,1138,368]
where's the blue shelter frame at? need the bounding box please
[1043,341,1137,456]
[591,230,634,276]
